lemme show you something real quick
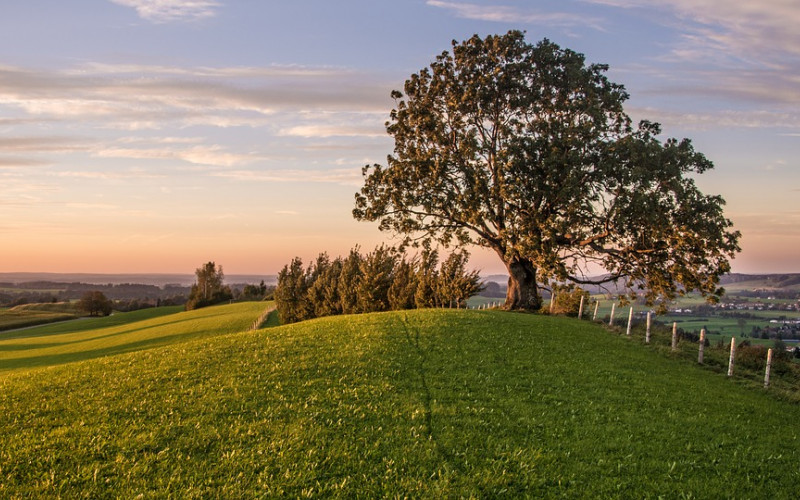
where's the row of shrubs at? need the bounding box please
[275,246,482,324]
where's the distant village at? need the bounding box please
[668,298,800,343]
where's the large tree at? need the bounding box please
[354,31,740,311]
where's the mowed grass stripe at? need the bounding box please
[1,308,799,497]
[0,302,269,373]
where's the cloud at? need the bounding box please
[94,144,256,167]
[427,0,604,29]
[0,63,392,131]
[0,179,60,206]
[580,1,800,131]
[55,169,166,180]
[213,168,363,186]
[65,202,119,210]
[627,107,800,131]
[110,0,221,23]
[587,0,800,64]
[0,157,49,167]
[0,136,92,152]
[278,114,387,139]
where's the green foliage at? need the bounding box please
[550,286,592,316]
[337,248,363,315]
[354,30,740,310]
[308,257,344,318]
[436,250,482,308]
[356,245,397,313]
[240,280,270,301]
[274,257,311,324]
[275,246,483,323]
[735,344,767,371]
[186,262,233,310]
[1,310,800,497]
[387,258,416,310]
[413,247,439,309]
[77,291,113,316]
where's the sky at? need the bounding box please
[0,0,798,276]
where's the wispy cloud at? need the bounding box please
[627,107,800,131]
[94,144,256,167]
[55,169,166,180]
[213,168,363,186]
[0,157,49,167]
[0,136,92,152]
[427,0,604,29]
[0,63,391,131]
[587,0,800,64]
[110,0,221,23]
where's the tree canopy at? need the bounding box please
[354,30,740,311]
[275,246,482,324]
[186,261,232,310]
[78,291,113,317]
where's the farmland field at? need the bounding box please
[0,302,270,373]
[1,308,799,497]
[0,303,80,332]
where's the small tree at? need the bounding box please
[78,291,113,316]
[388,257,417,310]
[356,245,398,313]
[186,261,232,310]
[414,247,440,309]
[275,257,311,324]
[436,250,482,308]
[308,257,344,317]
[550,286,592,316]
[338,248,364,315]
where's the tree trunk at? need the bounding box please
[504,257,542,311]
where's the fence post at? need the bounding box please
[593,301,599,321]
[578,295,585,319]
[626,307,633,336]
[645,311,652,344]
[609,303,616,327]
[698,328,705,364]
[764,348,773,388]
[727,337,736,377]
[671,322,678,351]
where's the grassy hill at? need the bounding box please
[0,302,81,332]
[0,302,269,372]
[1,309,799,497]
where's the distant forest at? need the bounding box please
[2,272,798,310]
[0,280,276,309]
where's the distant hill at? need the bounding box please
[719,273,800,291]
[481,273,800,294]
[0,272,277,287]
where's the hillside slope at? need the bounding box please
[0,302,269,372]
[1,309,799,497]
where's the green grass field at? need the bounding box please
[0,303,80,332]
[0,302,269,372]
[1,308,799,497]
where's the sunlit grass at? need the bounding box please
[1,309,799,497]
[0,302,269,373]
